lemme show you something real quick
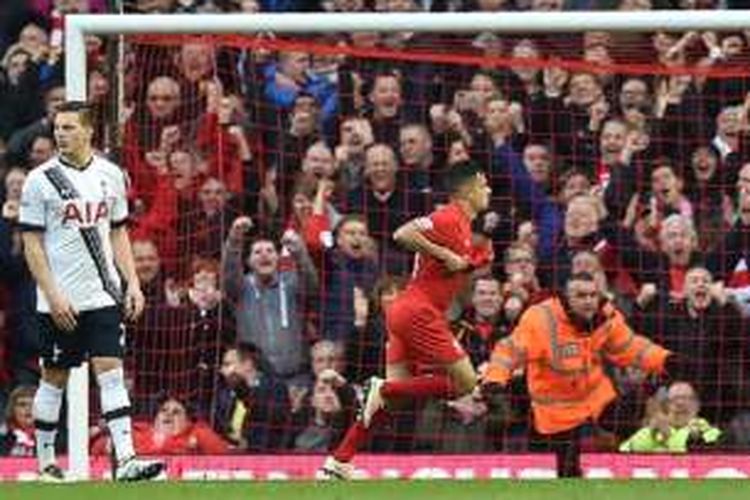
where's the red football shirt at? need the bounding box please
[405,202,493,311]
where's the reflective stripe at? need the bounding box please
[539,304,560,362]
[489,338,526,373]
[498,337,527,363]
[531,378,603,406]
[539,302,588,376]
[606,331,635,356]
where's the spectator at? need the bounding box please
[629,160,693,253]
[222,216,318,382]
[170,257,234,417]
[540,193,609,289]
[263,51,337,127]
[135,148,204,273]
[306,214,380,343]
[26,134,54,168]
[522,143,553,195]
[129,237,181,414]
[344,143,429,274]
[399,123,435,193]
[194,82,255,196]
[301,141,337,183]
[685,146,733,252]
[293,369,356,452]
[92,396,230,456]
[0,167,38,388]
[263,92,323,205]
[365,72,405,148]
[499,242,547,325]
[626,213,704,297]
[347,276,407,384]
[177,176,237,262]
[617,78,652,117]
[335,116,374,194]
[214,344,291,451]
[709,187,750,306]
[619,382,722,453]
[0,385,35,457]
[124,75,183,211]
[635,266,747,425]
[4,83,64,166]
[130,237,171,307]
[452,275,505,367]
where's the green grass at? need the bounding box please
[4,480,750,500]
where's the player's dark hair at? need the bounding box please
[56,101,94,129]
[442,160,484,194]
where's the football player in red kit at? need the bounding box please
[321,161,493,478]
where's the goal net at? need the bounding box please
[66,13,750,476]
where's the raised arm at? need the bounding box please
[281,229,319,291]
[222,216,253,303]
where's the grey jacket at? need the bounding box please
[222,240,318,378]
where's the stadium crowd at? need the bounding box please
[2,0,750,457]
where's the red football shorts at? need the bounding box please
[385,293,466,368]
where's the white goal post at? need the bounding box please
[63,10,750,481]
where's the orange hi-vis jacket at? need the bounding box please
[484,297,671,435]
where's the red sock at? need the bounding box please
[380,374,456,401]
[333,410,388,462]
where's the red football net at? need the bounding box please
[109,30,750,457]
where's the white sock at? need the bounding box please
[33,381,64,469]
[97,367,135,464]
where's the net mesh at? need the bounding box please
[94,28,750,457]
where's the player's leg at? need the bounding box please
[366,313,473,420]
[86,307,164,481]
[33,313,79,481]
[321,342,413,478]
[33,367,68,481]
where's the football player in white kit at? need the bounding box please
[18,101,165,482]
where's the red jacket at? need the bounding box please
[92,421,230,456]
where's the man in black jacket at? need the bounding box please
[635,265,748,426]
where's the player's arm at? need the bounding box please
[22,231,78,331]
[109,169,144,321]
[393,217,468,272]
[110,225,144,321]
[19,174,78,331]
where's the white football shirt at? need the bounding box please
[19,154,129,313]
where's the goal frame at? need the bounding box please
[63,9,750,480]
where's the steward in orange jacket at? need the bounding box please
[482,271,678,476]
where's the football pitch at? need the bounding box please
[5,480,750,500]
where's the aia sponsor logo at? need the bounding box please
[61,199,109,227]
